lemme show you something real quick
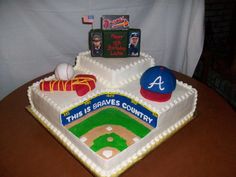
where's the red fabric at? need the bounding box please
[140,87,172,102]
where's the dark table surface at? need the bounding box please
[0,72,236,177]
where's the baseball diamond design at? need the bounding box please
[68,107,152,158]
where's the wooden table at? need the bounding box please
[0,72,235,177]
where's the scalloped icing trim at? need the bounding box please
[28,74,198,117]
[74,51,155,88]
[27,74,198,177]
[75,51,155,72]
[75,66,144,88]
[27,102,196,177]
[28,74,64,112]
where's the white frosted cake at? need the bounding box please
[27,51,197,177]
[75,51,155,88]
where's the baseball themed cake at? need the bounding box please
[27,15,198,177]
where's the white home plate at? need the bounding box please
[133,137,140,142]
[80,136,87,143]
[102,150,113,158]
[106,126,113,131]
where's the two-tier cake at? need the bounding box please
[27,15,197,177]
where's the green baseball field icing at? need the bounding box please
[91,133,128,152]
[69,107,150,138]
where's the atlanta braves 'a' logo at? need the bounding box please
[148,76,165,91]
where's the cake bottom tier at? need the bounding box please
[27,77,197,177]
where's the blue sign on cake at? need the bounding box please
[61,93,158,128]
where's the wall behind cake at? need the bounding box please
[0,0,204,100]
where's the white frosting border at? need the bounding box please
[74,51,155,88]
[29,75,197,118]
[27,77,198,177]
[27,104,196,177]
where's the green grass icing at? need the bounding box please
[69,107,150,138]
[91,133,128,152]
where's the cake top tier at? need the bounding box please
[75,51,155,88]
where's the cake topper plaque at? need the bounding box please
[101,15,129,30]
[85,15,140,57]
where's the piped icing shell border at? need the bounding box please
[74,51,155,88]
[26,103,196,177]
[28,74,197,118]
[27,74,198,177]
